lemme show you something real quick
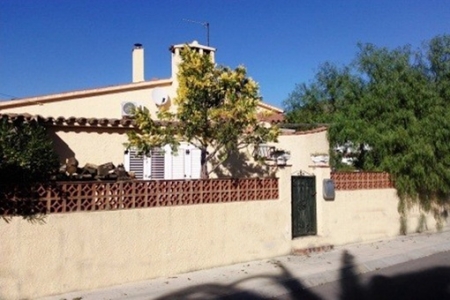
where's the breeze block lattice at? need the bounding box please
[330,172,393,190]
[1,177,279,216]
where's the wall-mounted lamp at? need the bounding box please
[275,152,291,166]
[254,144,291,166]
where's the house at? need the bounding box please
[0,40,327,179]
[4,41,433,300]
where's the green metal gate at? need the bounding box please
[291,175,317,238]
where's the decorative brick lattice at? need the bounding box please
[331,172,393,190]
[1,177,279,216]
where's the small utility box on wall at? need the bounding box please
[323,179,335,201]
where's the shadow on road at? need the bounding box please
[154,250,450,300]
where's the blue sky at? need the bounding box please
[1,0,449,109]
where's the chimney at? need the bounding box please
[170,40,216,82]
[132,43,144,82]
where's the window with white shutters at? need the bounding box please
[164,143,202,180]
[124,143,201,180]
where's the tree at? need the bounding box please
[284,35,450,232]
[284,62,361,126]
[127,46,279,179]
[0,118,60,219]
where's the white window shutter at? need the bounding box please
[124,148,144,180]
[124,150,131,172]
[150,148,165,179]
[189,147,202,179]
[161,143,202,180]
[143,155,151,179]
[164,144,173,179]
[124,148,151,180]
[184,147,192,179]
[182,143,201,179]
[171,146,185,180]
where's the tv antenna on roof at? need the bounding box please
[182,18,210,46]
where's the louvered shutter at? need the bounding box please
[150,148,165,179]
[126,148,144,179]
[124,148,151,180]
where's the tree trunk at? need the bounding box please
[200,148,209,179]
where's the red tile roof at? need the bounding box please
[0,113,137,128]
[257,112,285,123]
[0,112,288,128]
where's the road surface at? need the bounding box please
[276,250,450,300]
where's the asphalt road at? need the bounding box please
[276,250,450,300]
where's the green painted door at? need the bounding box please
[292,176,317,238]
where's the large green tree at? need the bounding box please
[284,35,450,231]
[0,118,59,219]
[128,46,279,179]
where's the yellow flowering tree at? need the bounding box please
[128,46,279,178]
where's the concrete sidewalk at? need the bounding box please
[38,229,450,300]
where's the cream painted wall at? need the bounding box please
[45,115,327,173]
[3,96,280,122]
[48,128,130,166]
[2,83,174,119]
[212,130,330,178]
[1,156,447,299]
[42,123,446,249]
[2,107,447,299]
[291,166,447,251]
[0,168,292,300]
[318,188,444,244]
[271,130,329,173]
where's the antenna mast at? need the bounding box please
[182,19,210,46]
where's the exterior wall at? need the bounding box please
[0,168,292,300]
[48,127,129,166]
[316,188,443,244]
[0,87,280,121]
[2,121,448,299]
[318,187,400,244]
[272,129,329,172]
[1,82,174,119]
[214,128,330,178]
[291,167,447,251]
[46,118,315,175]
